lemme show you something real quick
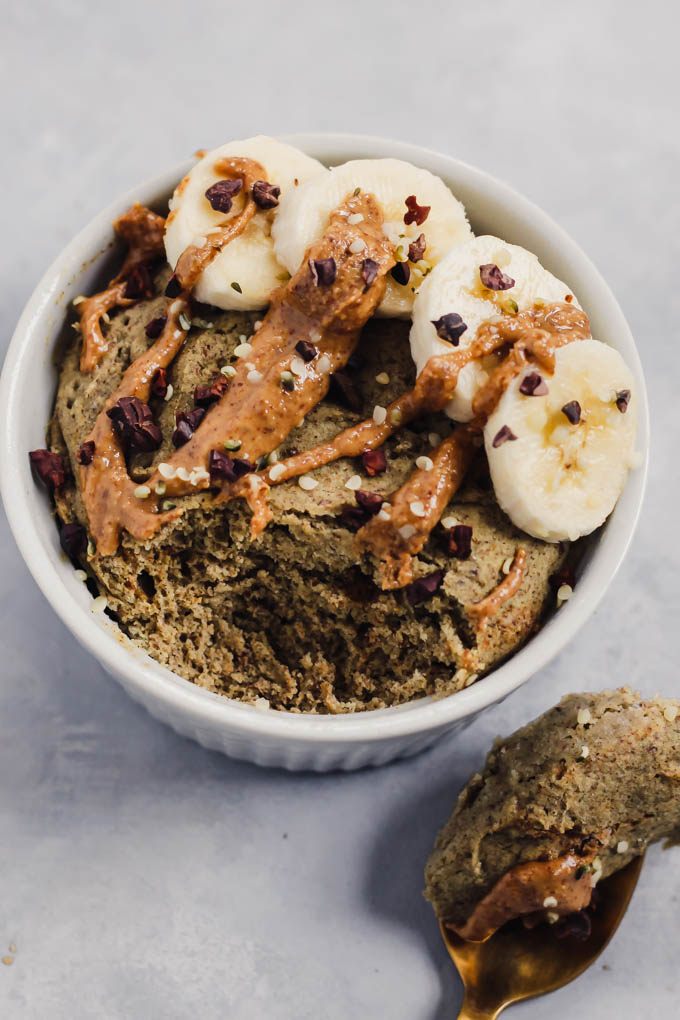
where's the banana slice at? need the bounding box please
[272,158,472,317]
[411,236,583,422]
[484,339,637,542]
[164,136,327,310]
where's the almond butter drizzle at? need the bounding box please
[229,324,518,502]
[467,548,527,630]
[448,849,597,943]
[79,298,190,556]
[248,303,589,494]
[148,192,393,499]
[172,156,264,291]
[471,304,590,418]
[80,158,268,555]
[79,203,166,372]
[356,427,478,589]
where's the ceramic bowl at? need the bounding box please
[0,134,649,770]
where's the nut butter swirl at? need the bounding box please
[356,427,478,589]
[79,297,190,556]
[471,304,590,419]
[448,849,598,943]
[79,203,166,372]
[240,322,521,490]
[172,156,264,292]
[80,158,267,554]
[78,158,264,375]
[254,303,589,492]
[149,192,394,498]
[467,548,527,630]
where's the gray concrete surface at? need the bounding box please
[1,1,678,1016]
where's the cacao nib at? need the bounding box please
[549,564,576,591]
[329,370,362,413]
[339,506,370,532]
[355,490,383,517]
[124,263,154,300]
[519,372,549,397]
[391,261,411,286]
[361,258,379,287]
[616,389,631,413]
[479,263,515,291]
[165,274,181,298]
[208,449,253,481]
[432,313,467,345]
[176,407,206,429]
[361,449,387,476]
[172,407,206,448]
[193,375,229,408]
[209,450,236,481]
[295,340,317,363]
[59,520,87,563]
[172,421,192,447]
[252,180,281,209]
[447,524,472,559]
[232,457,255,478]
[308,257,337,286]
[408,233,426,263]
[145,316,167,339]
[554,910,592,941]
[107,396,162,453]
[29,449,66,491]
[561,400,582,424]
[492,425,518,448]
[77,440,96,466]
[404,195,430,226]
[406,569,443,606]
[151,367,169,400]
[205,178,242,213]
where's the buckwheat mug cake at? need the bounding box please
[26,136,640,715]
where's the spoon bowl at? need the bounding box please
[440,854,644,1019]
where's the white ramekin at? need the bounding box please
[0,134,649,771]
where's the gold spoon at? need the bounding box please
[440,855,644,1019]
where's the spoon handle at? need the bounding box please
[457,992,502,1019]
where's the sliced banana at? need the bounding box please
[164,136,327,310]
[411,236,584,422]
[484,339,637,542]
[272,158,472,317]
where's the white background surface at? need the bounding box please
[1,1,678,1016]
